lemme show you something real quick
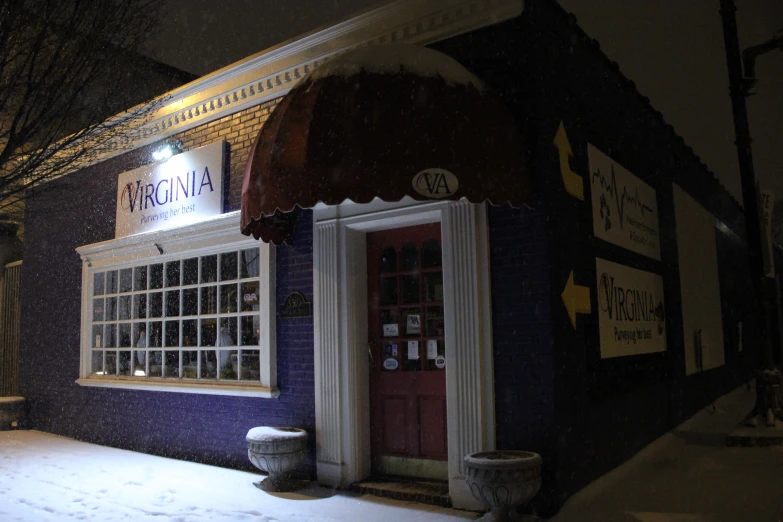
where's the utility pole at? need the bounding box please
[719,0,783,426]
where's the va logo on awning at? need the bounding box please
[412,168,459,199]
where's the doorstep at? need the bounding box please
[350,476,451,508]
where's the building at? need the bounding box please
[18,0,757,516]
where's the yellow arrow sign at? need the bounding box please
[561,270,591,329]
[553,122,584,200]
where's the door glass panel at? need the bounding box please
[426,306,445,337]
[403,339,421,372]
[380,246,396,273]
[380,309,399,337]
[423,272,443,302]
[401,275,419,304]
[425,340,446,371]
[401,243,418,271]
[401,308,421,337]
[380,277,397,306]
[422,238,442,268]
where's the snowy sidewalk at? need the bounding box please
[0,430,475,522]
[551,383,783,522]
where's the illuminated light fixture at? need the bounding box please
[134,369,146,376]
[152,140,183,162]
[152,146,173,161]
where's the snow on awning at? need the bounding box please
[240,43,531,244]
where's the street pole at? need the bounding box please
[719,0,781,426]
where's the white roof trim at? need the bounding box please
[93,0,524,167]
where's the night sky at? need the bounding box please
[146,0,783,205]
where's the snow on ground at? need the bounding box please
[0,431,476,522]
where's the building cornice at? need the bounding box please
[100,0,524,164]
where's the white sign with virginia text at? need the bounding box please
[115,141,225,238]
[596,258,667,358]
[589,144,661,260]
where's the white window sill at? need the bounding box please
[76,377,280,398]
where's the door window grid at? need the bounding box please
[90,248,263,382]
[377,239,445,372]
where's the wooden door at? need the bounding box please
[367,224,447,469]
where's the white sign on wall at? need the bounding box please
[596,258,667,358]
[115,141,225,238]
[588,144,661,261]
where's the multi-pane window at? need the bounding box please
[89,248,263,383]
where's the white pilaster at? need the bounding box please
[441,200,495,510]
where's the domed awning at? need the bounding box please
[240,43,530,244]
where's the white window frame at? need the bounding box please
[75,211,278,398]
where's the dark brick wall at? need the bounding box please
[20,100,316,475]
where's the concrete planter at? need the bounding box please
[464,450,542,522]
[246,427,308,491]
[0,397,26,431]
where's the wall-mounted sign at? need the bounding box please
[279,291,312,318]
[588,144,660,261]
[596,258,667,358]
[412,168,459,199]
[115,141,225,238]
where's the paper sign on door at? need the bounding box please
[406,314,421,335]
[426,340,438,359]
[383,323,398,337]
[407,341,419,360]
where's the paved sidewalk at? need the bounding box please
[551,384,783,522]
[0,430,475,522]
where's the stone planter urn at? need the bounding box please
[464,450,542,522]
[246,427,308,491]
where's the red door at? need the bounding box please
[367,224,447,468]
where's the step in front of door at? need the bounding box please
[350,476,451,508]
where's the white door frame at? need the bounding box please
[312,198,494,509]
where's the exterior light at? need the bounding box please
[152,146,173,161]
